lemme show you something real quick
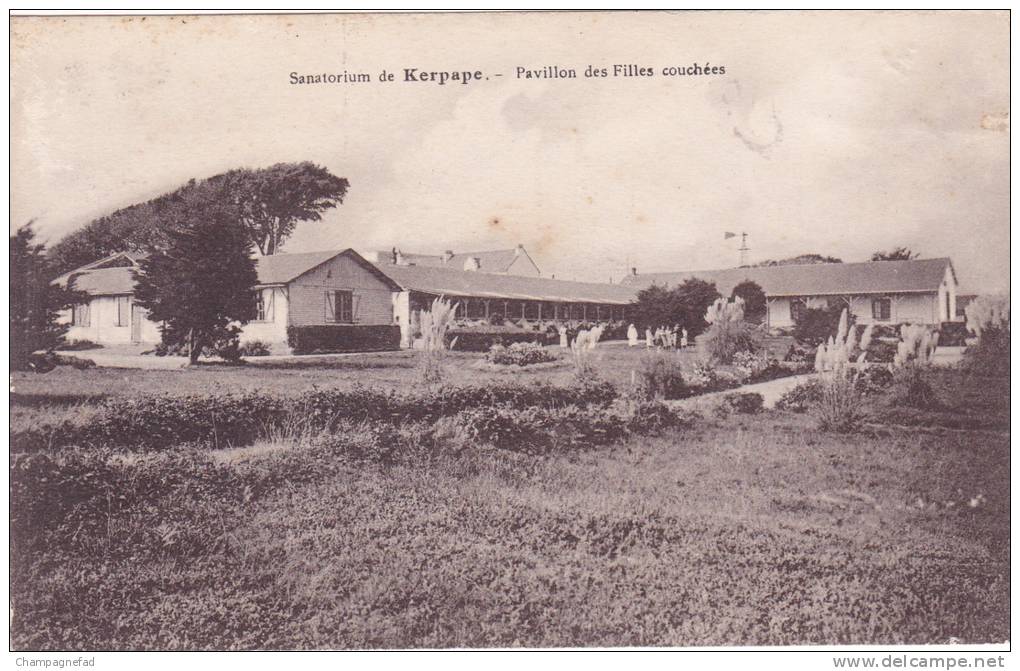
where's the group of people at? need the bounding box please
[627,323,689,350]
[558,323,606,349]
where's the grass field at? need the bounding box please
[9,358,1010,649]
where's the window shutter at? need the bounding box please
[84,302,91,327]
[352,294,361,322]
[266,290,275,322]
[325,291,336,322]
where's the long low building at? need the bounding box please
[621,257,960,328]
[56,250,962,353]
[56,248,636,352]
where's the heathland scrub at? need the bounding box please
[8,366,1009,648]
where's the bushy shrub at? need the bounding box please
[938,322,969,347]
[447,329,552,352]
[793,304,849,347]
[626,401,695,435]
[286,325,401,355]
[633,350,688,400]
[775,379,824,413]
[56,339,101,351]
[719,392,764,415]
[889,365,941,409]
[486,342,558,367]
[856,366,894,396]
[239,340,272,357]
[962,294,1010,376]
[867,339,899,363]
[686,360,718,388]
[963,326,1010,377]
[456,403,628,455]
[11,380,622,454]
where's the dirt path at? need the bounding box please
[668,373,817,410]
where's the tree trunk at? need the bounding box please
[188,328,200,365]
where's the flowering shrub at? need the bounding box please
[687,360,718,388]
[702,296,762,364]
[894,324,937,367]
[816,370,866,432]
[486,342,558,367]
[418,297,458,385]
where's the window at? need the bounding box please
[326,290,354,323]
[872,298,892,321]
[115,296,130,327]
[789,299,807,323]
[255,289,275,322]
[72,302,91,327]
[523,301,540,320]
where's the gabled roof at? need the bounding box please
[61,249,402,296]
[65,267,137,296]
[372,247,536,274]
[52,250,147,286]
[620,258,956,297]
[374,262,636,304]
[254,249,402,290]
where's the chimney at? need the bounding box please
[391,247,398,264]
[515,244,524,257]
[631,267,637,276]
[463,256,480,271]
[395,248,406,266]
[443,250,454,264]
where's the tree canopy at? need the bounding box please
[132,186,259,364]
[754,254,842,267]
[629,278,721,335]
[871,247,919,261]
[731,280,767,324]
[48,162,349,276]
[214,162,350,255]
[11,222,85,370]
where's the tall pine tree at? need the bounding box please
[10,223,83,370]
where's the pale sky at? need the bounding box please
[10,11,1010,291]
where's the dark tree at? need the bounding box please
[629,279,720,336]
[48,162,349,275]
[629,284,680,331]
[133,187,259,364]
[10,223,84,370]
[755,254,842,267]
[215,162,350,255]
[871,247,919,261]
[793,304,853,346]
[731,280,767,324]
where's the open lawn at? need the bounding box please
[9,360,1010,649]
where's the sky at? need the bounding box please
[10,11,1010,291]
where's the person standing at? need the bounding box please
[627,323,638,347]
